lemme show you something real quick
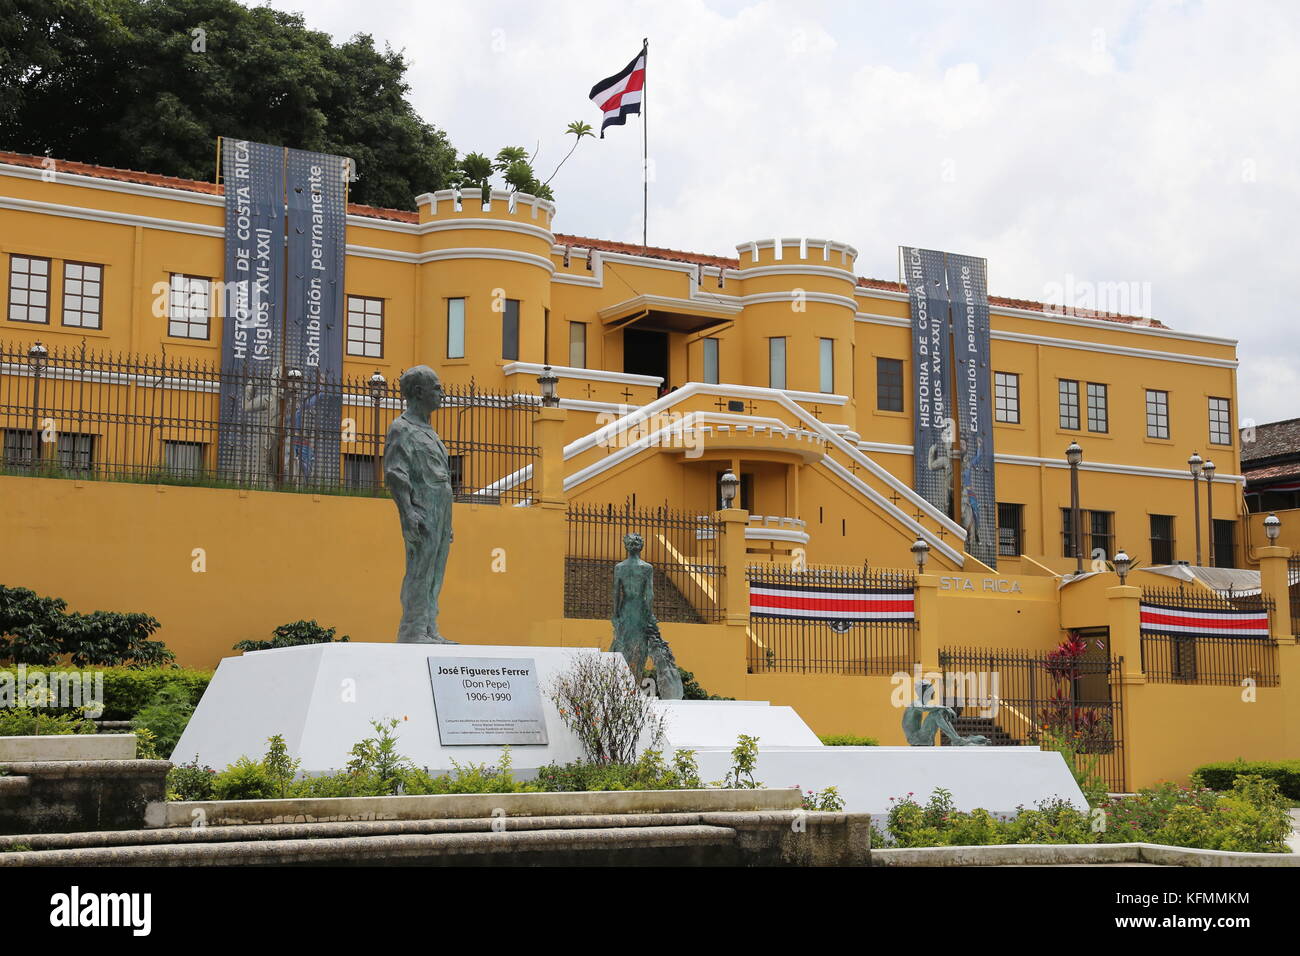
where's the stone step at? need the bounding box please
[2,811,723,851]
[0,824,741,866]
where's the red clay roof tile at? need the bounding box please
[0,150,1166,327]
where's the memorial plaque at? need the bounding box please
[427,657,549,745]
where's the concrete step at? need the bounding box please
[0,824,740,866]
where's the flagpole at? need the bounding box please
[642,37,648,250]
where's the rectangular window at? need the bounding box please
[1208,397,1231,446]
[1086,382,1108,433]
[162,440,204,478]
[1212,519,1235,569]
[502,299,520,361]
[818,338,834,393]
[1061,507,1114,559]
[2,428,35,467]
[346,295,384,358]
[994,372,1020,423]
[1149,514,1175,565]
[1058,379,1080,430]
[568,321,587,369]
[769,337,786,390]
[61,262,103,329]
[996,502,1024,557]
[55,432,95,473]
[1090,510,1114,561]
[1146,389,1170,439]
[343,452,378,490]
[876,357,903,412]
[446,298,465,359]
[8,255,51,323]
[702,337,719,384]
[168,274,210,339]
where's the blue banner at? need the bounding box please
[946,253,996,568]
[283,148,348,483]
[217,140,286,482]
[903,247,954,519]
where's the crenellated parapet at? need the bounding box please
[415,187,556,233]
[735,237,858,273]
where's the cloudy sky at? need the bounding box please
[263,0,1300,426]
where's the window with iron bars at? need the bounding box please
[1149,514,1175,565]
[997,502,1024,556]
[1061,507,1114,560]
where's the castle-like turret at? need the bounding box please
[731,237,859,423]
[413,188,556,383]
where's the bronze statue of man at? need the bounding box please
[611,533,683,699]
[385,365,457,644]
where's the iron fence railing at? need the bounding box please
[564,501,725,623]
[1139,586,1278,686]
[0,342,536,503]
[939,645,1126,792]
[746,564,917,675]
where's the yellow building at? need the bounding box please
[0,148,1294,790]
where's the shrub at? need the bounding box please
[234,620,350,653]
[719,734,762,789]
[0,700,95,736]
[1192,759,1300,801]
[0,585,172,667]
[800,786,846,812]
[211,756,278,801]
[548,653,665,764]
[819,733,879,746]
[0,667,212,721]
[130,684,196,757]
[534,748,702,792]
[167,757,217,801]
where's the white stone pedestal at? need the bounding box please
[173,643,613,774]
[690,745,1087,815]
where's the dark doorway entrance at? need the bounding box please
[624,328,669,385]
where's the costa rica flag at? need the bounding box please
[749,579,915,632]
[1139,602,1271,640]
[590,42,647,138]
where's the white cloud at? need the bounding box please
[263,0,1300,424]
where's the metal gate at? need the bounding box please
[939,639,1126,793]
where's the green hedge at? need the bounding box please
[0,667,211,720]
[1193,760,1300,800]
[819,734,879,746]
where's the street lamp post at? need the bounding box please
[368,370,387,490]
[911,537,930,574]
[1203,459,1216,566]
[1265,512,1281,543]
[1188,452,1203,565]
[1113,547,1132,585]
[719,469,739,510]
[537,365,560,408]
[1066,441,1083,575]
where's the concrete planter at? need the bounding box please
[0,734,137,763]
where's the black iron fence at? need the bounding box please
[565,501,725,623]
[0,342,536,503]
[747,564,917,675]
[939,646,1127,792]
[1139,586,1278,686]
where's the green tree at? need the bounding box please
[0,0,459,210]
